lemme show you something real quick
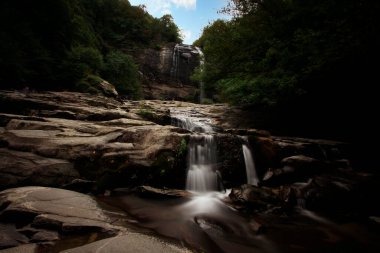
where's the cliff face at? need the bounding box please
[135,44,202,101]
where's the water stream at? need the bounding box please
[95,110,380,253]
[240,136,259,186]
[170,44,180,78]
[171,109,219,192]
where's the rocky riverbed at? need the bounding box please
[0,90,379,252]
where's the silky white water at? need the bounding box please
[241,137,259,186]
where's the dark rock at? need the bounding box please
[224,128,270,137]
[249,219,265,234]
[62,179,97,193]
[30,230,59,242]
[0,148,78,189]
[272,136,350,161]
[229,184,280,208]
[282,155,320,168]
[134,44,200,101]
[0,243,37,253]
[0,224,29,250]
[262,155,323,185]
[293,170,378,217]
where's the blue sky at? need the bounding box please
[129,0,230,44]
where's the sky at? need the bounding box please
[129,0,230,44]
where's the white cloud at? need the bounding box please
[130,0,196,16]
[180,29,192,42]
[171,0,196,10]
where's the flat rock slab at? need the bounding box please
[61,233,192,253]
[0,187,126,235]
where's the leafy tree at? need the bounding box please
[196,0,380,140]
[0,0,182,94]
[103,50,141,99]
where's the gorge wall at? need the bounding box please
[134,43,201,101]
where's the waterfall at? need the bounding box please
[171,109,221,192]
[170,44,180,78]
[186,135,218,192]
[195,47,205,103]
[240,137,259,186]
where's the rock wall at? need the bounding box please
[134,44,201,101]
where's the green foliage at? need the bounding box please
[195,0,380,139]
[0,0,182,93]
[177,138,188,157]
[75,74,103,94]
[197,0,380,104]
[137,108,153,119]
[68,46,104,74]
[103,50,141,99]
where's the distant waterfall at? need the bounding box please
[195,47,205,103]
[170,44,180,78]
[171,110,221,192]
[240,136,259,186]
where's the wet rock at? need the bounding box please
[229,184,280,209]
[262,155,323,185]
[60,233,192,253]
[137,185,192,199]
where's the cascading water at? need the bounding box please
[195,47,205,103]
[240,136,259,186]
[186,135,218,192]
[171,109,220,192]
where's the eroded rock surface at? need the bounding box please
[0,91,190,189]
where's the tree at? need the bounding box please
[103,51,141,99]
[196,0,380,140]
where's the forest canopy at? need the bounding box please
[0,0,182,98]
[194,0,380,140]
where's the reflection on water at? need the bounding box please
[100,191,277,253]
[99,192,380,253]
